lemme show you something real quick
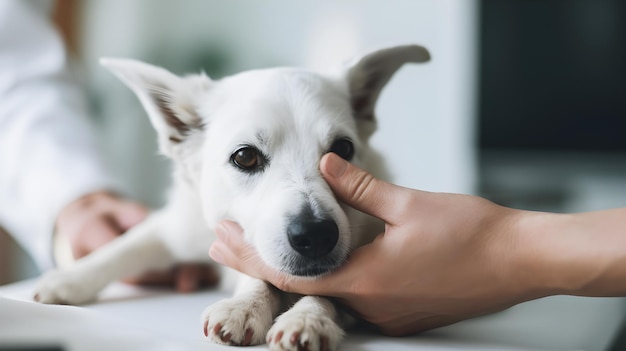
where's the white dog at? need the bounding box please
[34,44,430,350]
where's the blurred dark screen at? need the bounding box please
[479,0,626,153]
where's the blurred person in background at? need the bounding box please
[0,0,215,291]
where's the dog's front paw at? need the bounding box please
[202,297,273,346]
[267,308,344,351]
[33,269,101,305]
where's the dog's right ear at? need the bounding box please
[347,45,430,123]
[100,58,210,156]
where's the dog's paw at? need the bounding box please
[267,308,344,351]
[202,297,273,346]
[33,269,100,305]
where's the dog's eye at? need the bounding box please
[329,138,354,161]
[231,147,266,172]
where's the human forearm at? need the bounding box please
[515,208,626,298]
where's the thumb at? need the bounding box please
[321,153,409,225]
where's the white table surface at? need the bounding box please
[1,279,624,351]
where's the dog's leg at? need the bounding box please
[268,296,348,351]
[202,274,281,346]
[34,213,176,305]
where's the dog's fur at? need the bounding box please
[34,45,430,350]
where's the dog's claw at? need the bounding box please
[289,331,314,351]
[213,322,222,336]
[203,320,209,337]
[274,330,284,343]
[221,332,231,343]
[33,293,40,302]
[290,331,300,345]
[243,328,254,346]
[212,322,231,343]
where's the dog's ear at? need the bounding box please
[100,58,210,156]
[347,45,430,122]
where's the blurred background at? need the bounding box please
[0,0,625,350]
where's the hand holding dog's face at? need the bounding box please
[211,153,528,337]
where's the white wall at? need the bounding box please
[79,0,478,205]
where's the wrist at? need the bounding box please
[485,209,555,303]
[511,210,621,298]
[510,211,571,298]
[493,209,590,302]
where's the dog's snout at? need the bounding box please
[287,218,339,259]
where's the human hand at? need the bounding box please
[55,191,218,292]
[209,153,549,335]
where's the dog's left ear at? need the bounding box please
[100,58,210,157]
[347,45,430,122]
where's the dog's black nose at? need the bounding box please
[287,218,339,259]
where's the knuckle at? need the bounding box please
[349,171,377,204]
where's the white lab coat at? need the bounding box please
[0,0,118,271]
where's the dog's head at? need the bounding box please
[102,45,429,276]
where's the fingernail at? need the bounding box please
[325,153,348,178]
[208,243,224,264]
[215,222,228,240]
[215,221,237,240]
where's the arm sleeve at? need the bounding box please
[0,0,120,271]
